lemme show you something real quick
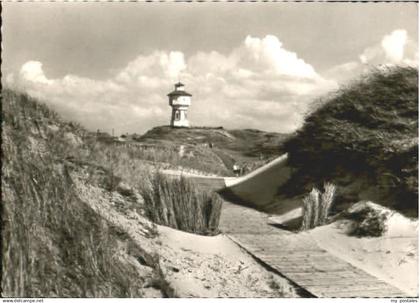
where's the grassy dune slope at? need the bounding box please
[2,89,166,297]
[280,66,418,216]
[136,126,288,175]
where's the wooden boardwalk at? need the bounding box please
[187,176,407,298]
[219,201,407,298]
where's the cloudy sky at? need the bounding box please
[3,3,418,135]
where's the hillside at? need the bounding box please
[1,89,297,298]
[2,89,162,297]
[132,126,288,176]
[278,66,418,216]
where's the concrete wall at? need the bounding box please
[222,154,303,215]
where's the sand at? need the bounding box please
[310,207,418,296]
[72,168,298,298]
[156,225,298,298]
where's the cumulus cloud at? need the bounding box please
[182,35,336,132]
[359,29,410,65]
[6,35,338,134]
[381,29,408,63]
[240,35,318,79]
[19,61,52,85]
[116,51,186,86]
[328,29,417,84]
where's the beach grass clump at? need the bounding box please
[301,183,336,230]
[140,173,223,235]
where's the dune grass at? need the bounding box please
[81,141,225,237]
[140,173,223,235]
[301,183,336,230]
[282,66,418,215]
[2,89,160,297]
[95,142,230,177]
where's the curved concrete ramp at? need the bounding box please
[163,154,302,218]
[221,154,301,215]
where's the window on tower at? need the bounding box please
[175,111,180,120]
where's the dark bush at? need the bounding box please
[345,206,388,237]
[281,66,418,215]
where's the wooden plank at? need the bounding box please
[316,288,406,298]
[289,272,381,283]
[270,260,351,270]
[268,258,350,264]
[275,268,351,274]
[256,249,328,255]
[306,283,400,292]
[298,279,388,287]
[260,256,349,265]
[287,271,376,281]
[272,265,352,273]
[259,251,331,258]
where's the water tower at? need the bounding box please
[167,82,192,128]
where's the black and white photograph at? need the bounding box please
[2,1,419,300]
